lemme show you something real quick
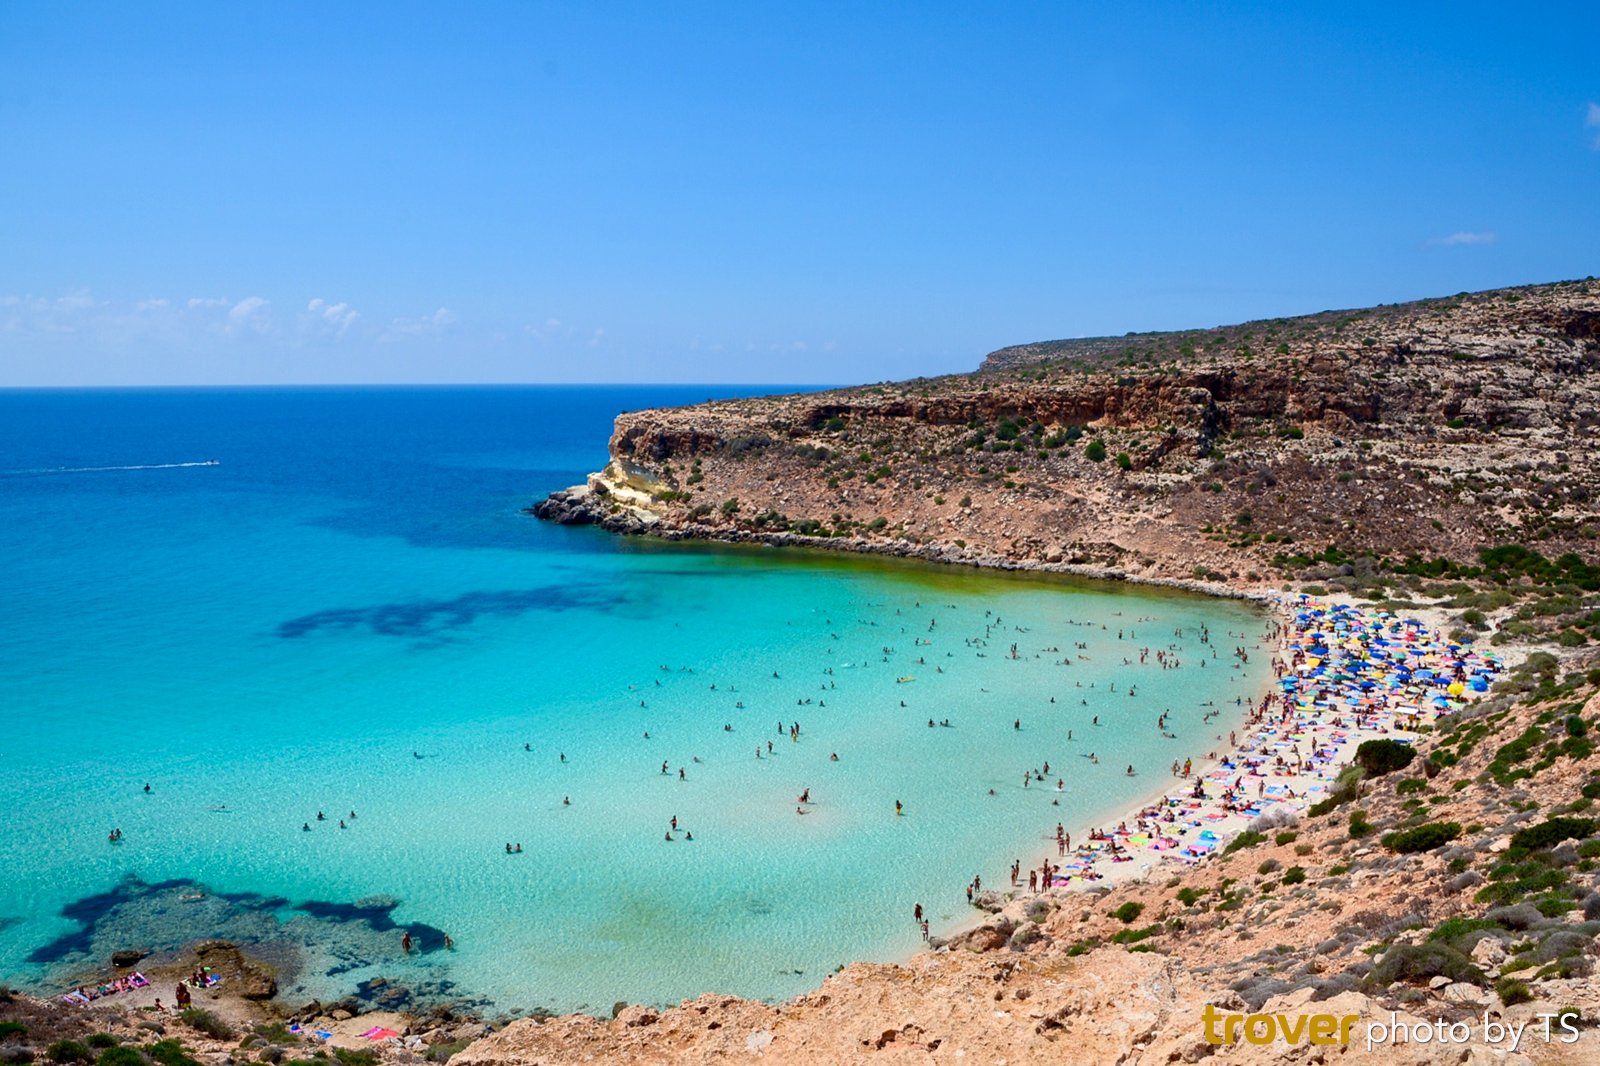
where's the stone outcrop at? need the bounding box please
[192,940,278,1000]
[533,278,1600,593]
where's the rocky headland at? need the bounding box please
[536,277,1600,640]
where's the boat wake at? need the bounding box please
[0,459,220,477]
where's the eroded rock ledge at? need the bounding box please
[534,278,1600,595]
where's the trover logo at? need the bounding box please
[1202,1004,1582,1052]
[1202,1005,1358,1046]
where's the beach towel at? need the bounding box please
[362,1027,402,1040]
[62,991,89,1006]
[129,972,150,988]
[314,1031,334,1042]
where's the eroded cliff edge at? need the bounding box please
[536,278,1600,610]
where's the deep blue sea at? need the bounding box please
[0,386,1269,1014]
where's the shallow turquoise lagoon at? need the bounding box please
[0,386,1269,1013]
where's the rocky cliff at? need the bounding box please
[537,278,1600,640]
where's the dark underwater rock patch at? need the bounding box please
[21,875,458,1011]
[275,585,622,640]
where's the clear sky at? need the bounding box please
[3,2,1598,386]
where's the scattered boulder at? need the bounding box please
[614,1007,658,1028]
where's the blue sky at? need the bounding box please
[3,2,1597,386]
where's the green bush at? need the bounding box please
[1282,866,1307,885]
[47,1042,92,1065]
[1349,810,1375,838]
[96,1049,149,1066]
[1427,916,1495,944]
[1383,822,1462,854]
[1355,739,1416,776]
[1114,452,1132,471]
[1497,978,1533,1006]
[1309,766,1364,816]
[1111,923,1161,944]
[178,1008,234,1041]
[1111,901,1145,924]
[1224,830,1267,854]
[1084,440,1107,463]
[332,1050,379,1066]
[1371,942,1486,987]
[145,1043,198,1066]
[84,1038,116,1051]
[1510,817,1597,853]
[0,1023,27,1040]
[1274,831,1298,846]
[1175,887,1203,907]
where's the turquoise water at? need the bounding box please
[0,386,1269,1014]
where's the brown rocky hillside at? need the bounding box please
[537,277,1600,646]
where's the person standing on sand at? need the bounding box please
[174,981,190,1009]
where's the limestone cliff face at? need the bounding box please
[536,279,1600,591]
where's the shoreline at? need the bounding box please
[911,605,1276,950]
[924,586,1505,939]
[19,513,1506,1032]
[535,485,1281,604]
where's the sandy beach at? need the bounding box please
[965,591,1506,910]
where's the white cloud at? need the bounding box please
[187,297,229,310]
[1588,101,1600,148]
[136,298,170,312]
[225,296,272,334]
[0,291,100,336]
[1429,231,1497,247]
[306,297,361,336]
[229,296,268,320]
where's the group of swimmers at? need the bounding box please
[301,809,357,832]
